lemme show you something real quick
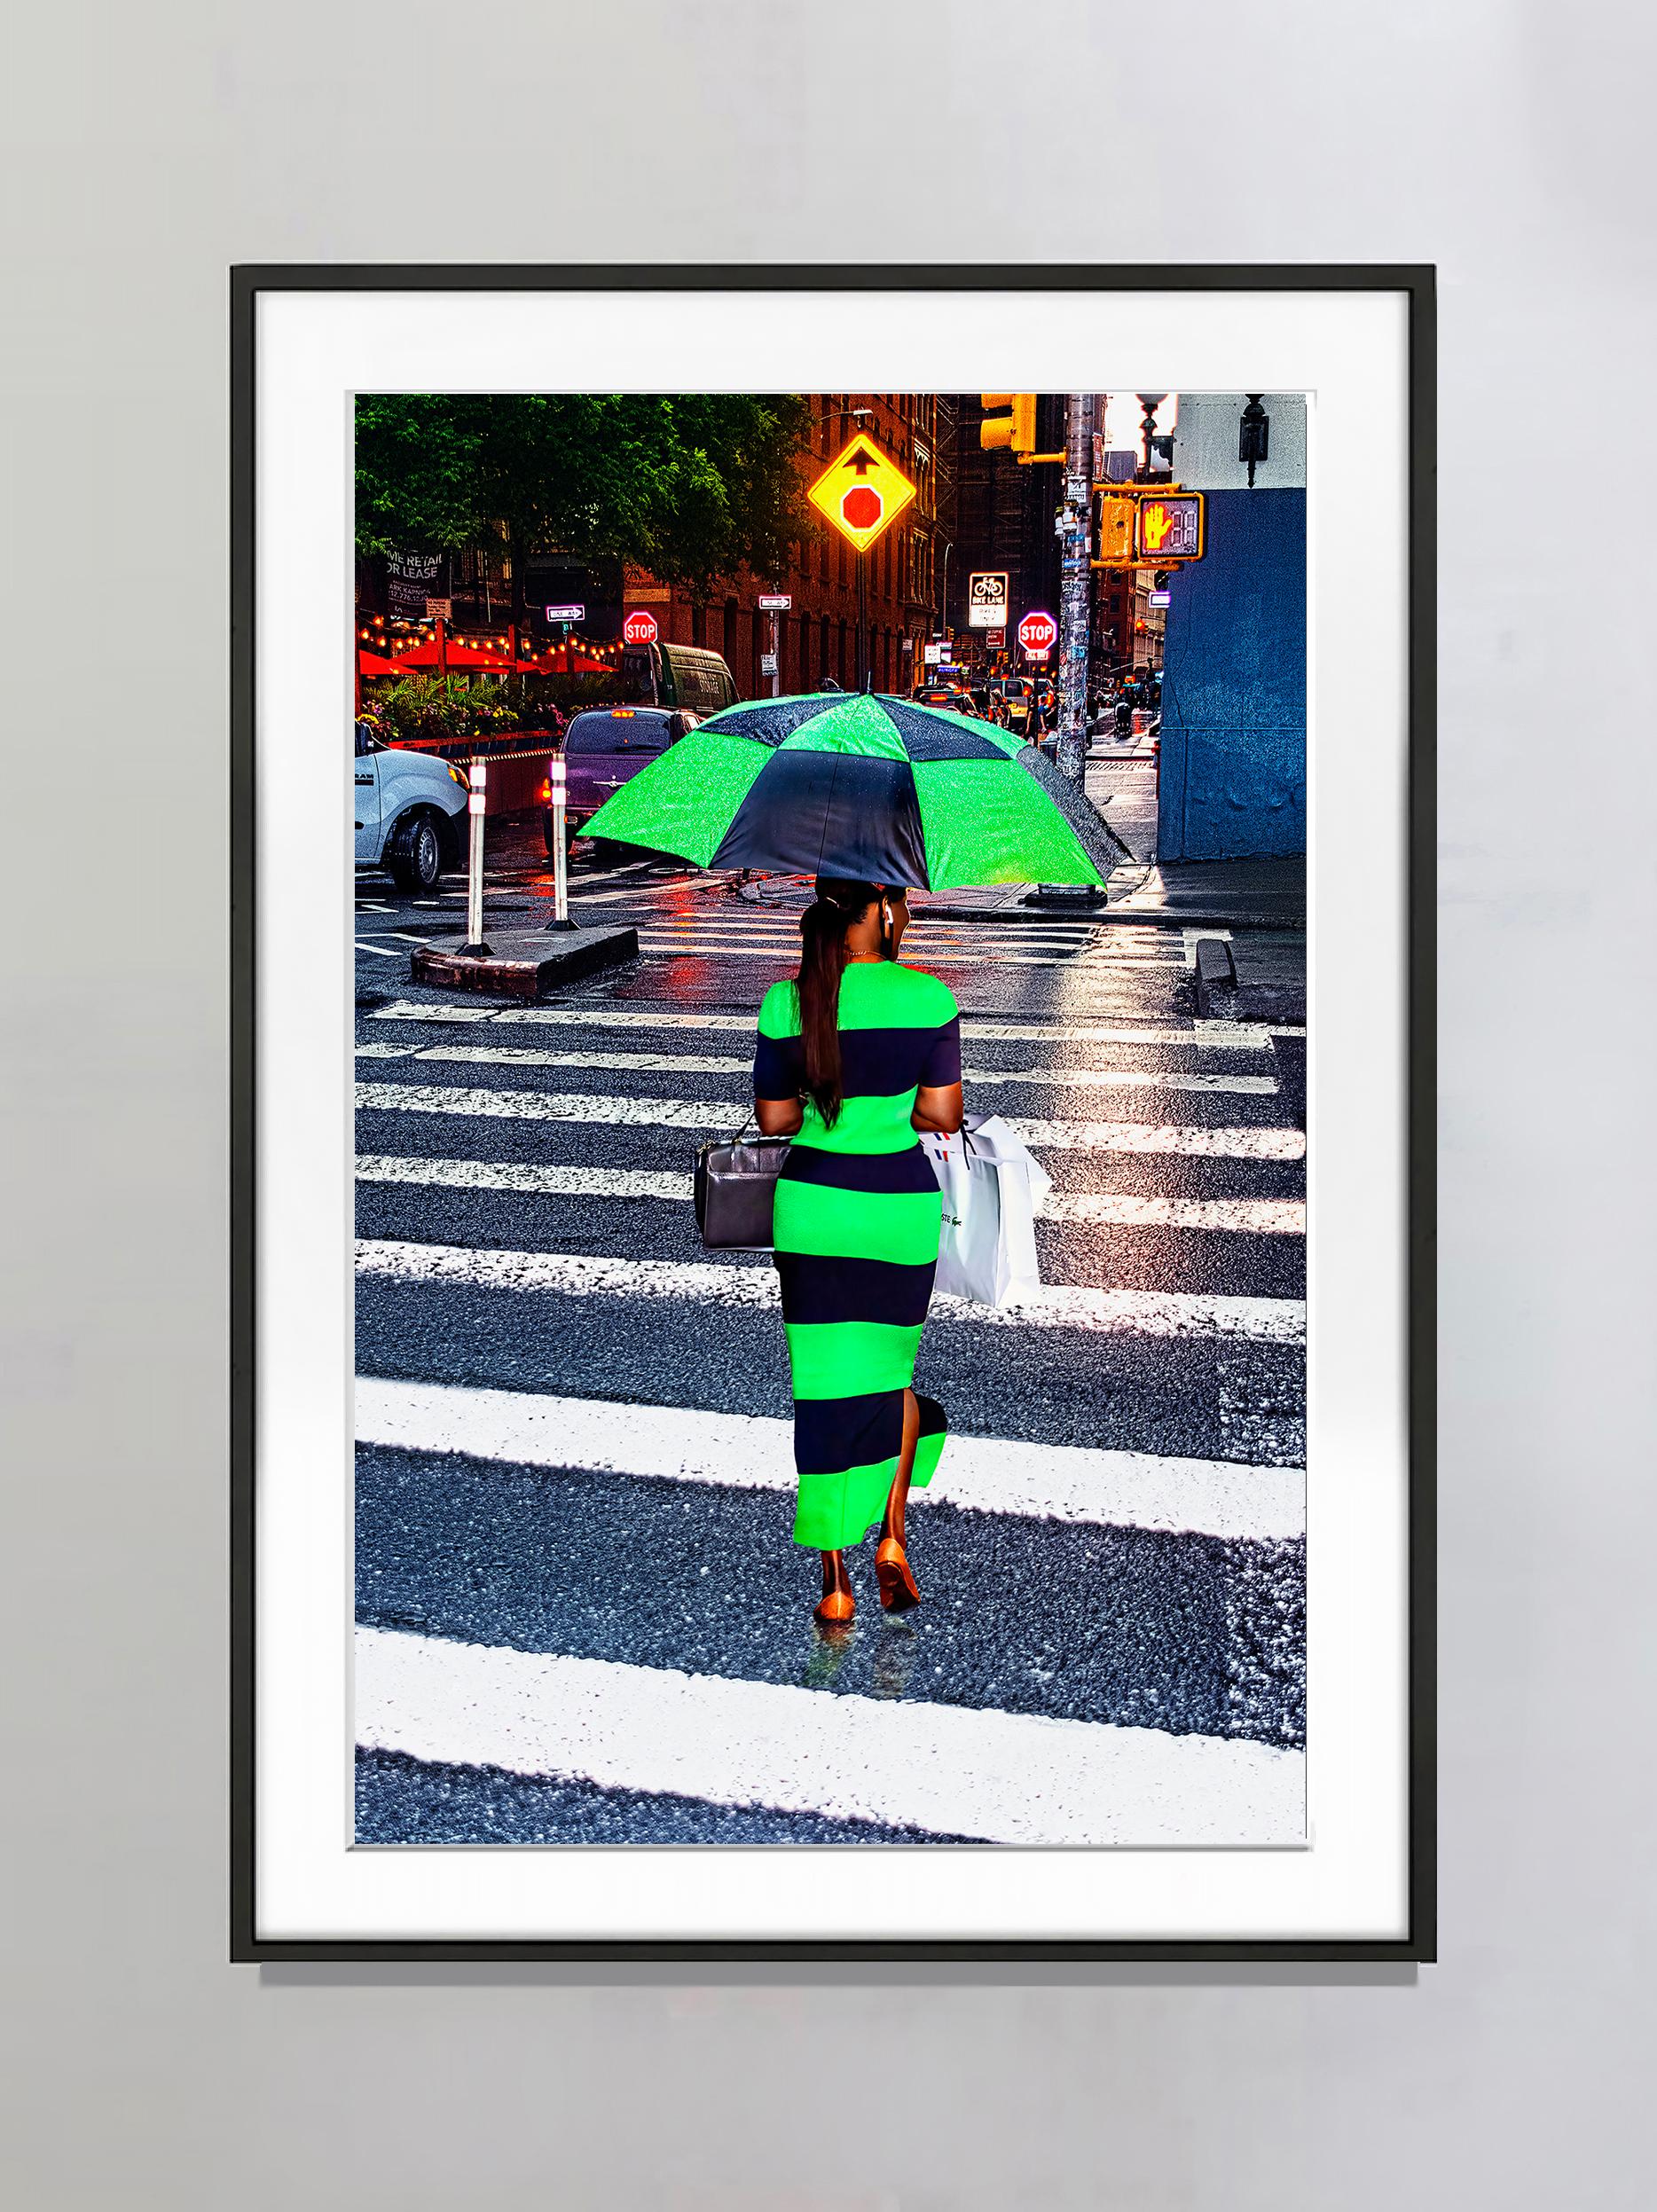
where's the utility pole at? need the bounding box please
[1056,391,1094,780]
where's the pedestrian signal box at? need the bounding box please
[1135,491,1205,561]
[980,393,1038,457]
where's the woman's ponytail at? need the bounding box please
[796,878,878,1127]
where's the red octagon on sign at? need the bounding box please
[1017,610,1057,654]
[841,485,883,532]
[623,610,659,645]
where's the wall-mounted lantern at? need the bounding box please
[1239,395,1270,488]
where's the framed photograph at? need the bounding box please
[232,264,1434,1961]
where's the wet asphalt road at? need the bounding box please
[352,821,1308,1847]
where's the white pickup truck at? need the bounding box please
[353,721,470,892]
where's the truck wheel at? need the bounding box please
[386,810,444,894]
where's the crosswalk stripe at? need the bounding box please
[630,941,1161,969]
[367,1002,1287,1049]
[640,921,1107,943]
[355,1625,1305,1847]
[1003,1115,1301,1158]
[354,1237,1305,1342]
[353,1042,1277,1096]
[355,1155,1305,1236]
[357,1155,693,1200]
[355,1081,1305,1159]
[354,1377,1307,1540]
[1039,1190,1305,1234]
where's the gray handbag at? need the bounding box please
[694,1117,791,1251]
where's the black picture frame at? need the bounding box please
[231,263,1436,1965]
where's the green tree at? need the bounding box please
[355,395,811,631]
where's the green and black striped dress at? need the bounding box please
[753,961,960,1551]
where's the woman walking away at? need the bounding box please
[754,879,964,1624]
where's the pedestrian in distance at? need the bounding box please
[754,880,965,1624]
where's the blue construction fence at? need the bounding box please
[1155,488,1307,862]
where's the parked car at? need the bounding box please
[618,639,737,717]
[354,721,469,892]
[546,704,699,856]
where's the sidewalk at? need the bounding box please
[1111,858,1307,929]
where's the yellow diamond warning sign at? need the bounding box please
[806,432,917,553]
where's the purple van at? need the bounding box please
[544,705,696,856]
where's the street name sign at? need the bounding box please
[544,603,585,622]
[806,433,916,553]
[757,593,792,611]
[968,571,1009,628]
[1017,609,1058,655]
[1149,589,1172,608]
[623,610,659,645]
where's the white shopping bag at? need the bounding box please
[922,1113,1051,1307]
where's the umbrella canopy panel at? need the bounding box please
[582,692,1103,890]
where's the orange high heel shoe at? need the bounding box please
[813,1586,855,1625]
[876,1538,922,1613]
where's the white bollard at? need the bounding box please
[458,758,491,956]
[546,753,575,932]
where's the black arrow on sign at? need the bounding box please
[844,445,880,475]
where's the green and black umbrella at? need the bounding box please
[580,690,1103,889]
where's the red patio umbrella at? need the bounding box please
[357,647,402,677]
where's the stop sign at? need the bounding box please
[623,610,659,645]
[1018,610,1057,655]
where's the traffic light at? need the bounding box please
[980,393,1038,457]
[1091,492,1135,567]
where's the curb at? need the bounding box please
[1192,937,1237,1017]
[409,924,639,1000]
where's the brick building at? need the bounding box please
[945,393,1064,670]
[623,393,948,699]
[359,396,954,699]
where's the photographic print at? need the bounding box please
[235,269,1431,1957]
[350,388,1309,1851]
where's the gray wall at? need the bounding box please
[4,4,1654,2206]
[1172,395,1308,491]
